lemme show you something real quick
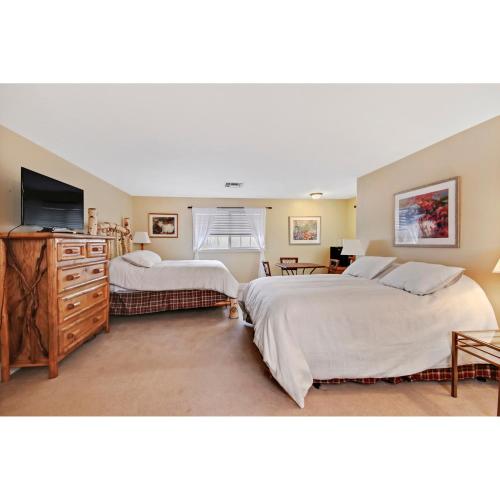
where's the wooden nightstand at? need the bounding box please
[451,330,500,416]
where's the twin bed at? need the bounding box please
[109,253,240,317]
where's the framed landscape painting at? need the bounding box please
[148,213,179,238]
[289,216,321,245]
[394,177,459,247]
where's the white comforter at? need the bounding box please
[241,274,498,408]
[109,257,239,298]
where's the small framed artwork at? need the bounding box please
[394,177,459,247]
[148,213,178,238]
[289,216,321,245]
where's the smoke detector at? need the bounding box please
[225,182,244,188]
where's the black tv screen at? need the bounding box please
[21,167,84,230]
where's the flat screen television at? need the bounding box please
[21,167,84,231]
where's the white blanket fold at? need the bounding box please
[109,257,239,298]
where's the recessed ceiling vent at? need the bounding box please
[225,182,243,188]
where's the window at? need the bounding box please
[201,209,259,250]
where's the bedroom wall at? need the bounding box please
[0,125,133,232]
[132,196,354,282]
[357,116,500,320]
[346,197,357,237]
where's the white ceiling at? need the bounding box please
[1,84,500,199]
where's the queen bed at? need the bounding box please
[109,252,240,318]
[240,259,499,408]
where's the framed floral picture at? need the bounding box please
[289,216,321,245]
[148,213,178,238]
[394,177,459,247]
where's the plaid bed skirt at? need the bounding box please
[313,364,499,384]
[110,289,230,316]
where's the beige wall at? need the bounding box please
[357,116,500,320]
[0,125,132,232]
[345,197,357,238]
[132,197,353,282]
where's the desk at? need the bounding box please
[275,262,327,275]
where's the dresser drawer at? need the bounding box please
[57,242,86,261]
[58,262,107,291]
[87,242,107,258]
[59,304,107,354]
[58,283,108,323]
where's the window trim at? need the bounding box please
[198,247,261,254]
[201,233,258,252]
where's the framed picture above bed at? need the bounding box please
[394,177,459,248]
[289,216,321,245]
[148,213,179,238]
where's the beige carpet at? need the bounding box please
[0,307,497,416]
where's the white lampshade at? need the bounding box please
[341,239,366,256]
[493,259,500,274]
[133,232,151,244]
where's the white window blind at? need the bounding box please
[209,209,252,235]
[201,208,258,250]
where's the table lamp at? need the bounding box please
[493,259,500,274]
[133,231,151,250]
[341,239,366,263]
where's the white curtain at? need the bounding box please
[244,208,266,277]
[192,208,218,259]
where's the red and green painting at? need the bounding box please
[398,188,449,238]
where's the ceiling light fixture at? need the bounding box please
[310,192,323,200]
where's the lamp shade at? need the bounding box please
[493,259,500,274]
[341,239,366,256]
[133,232,151,245]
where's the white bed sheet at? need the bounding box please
[109,257,239,298]
[241,274,498,407]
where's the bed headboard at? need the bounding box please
[88,208,133,258]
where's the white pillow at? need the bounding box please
[374,262,401,280]
[342,256,397,279]
[122,250,161,268]
[379,261,465,295]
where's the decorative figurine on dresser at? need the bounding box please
[0,232,113,382]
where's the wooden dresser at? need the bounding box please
[0,232,113,382]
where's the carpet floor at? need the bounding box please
[0,307,497,416]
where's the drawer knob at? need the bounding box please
[92,247,101,252]
[64,248,75,254]
[67,301,81,310]
[93,291,104,298]
[93,316,102,323]
[66,273,81,281]
[67,330,80,340]
[92,268,104,274]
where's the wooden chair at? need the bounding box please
[262,261,272,277]
[279,256,298,275]
[329,258,339,271]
